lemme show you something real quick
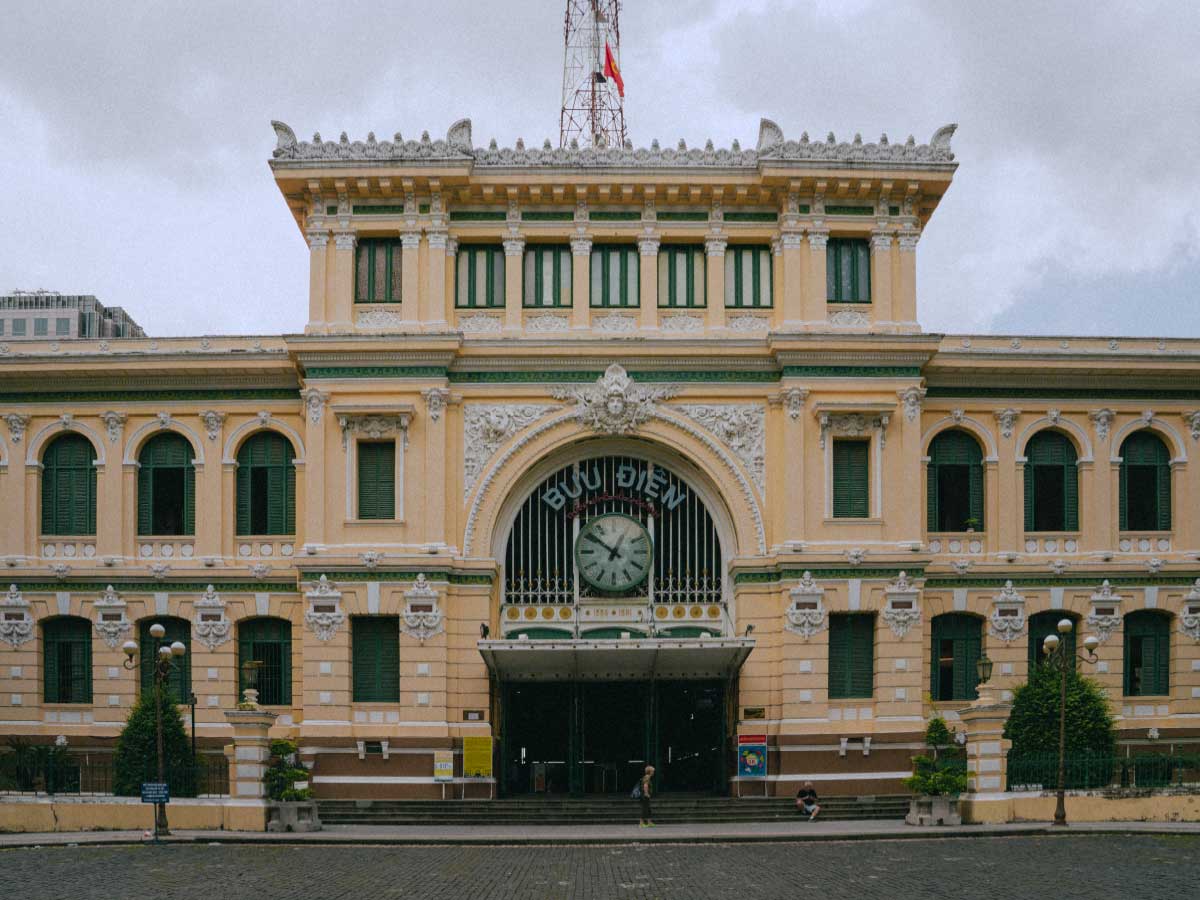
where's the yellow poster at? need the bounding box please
[433,750,454,782]
[462,736,493,778]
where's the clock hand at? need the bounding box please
[584,532,618,555]
[608,532,628,561]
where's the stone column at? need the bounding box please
[503,238,524,331]
[224,708,277,800]
[400,231,421,325]
[23,462,39,558]
[780,233,805,328]
[422,388,449,544]
[300,389,328,550]
[638,237,659,329]
[704,238,726,330]
[306,231,329,334]
[120,462,138,559]
[895,231,919,327]
[995,410,1022,555]
[570,237,591,329]
[870,232,894,326]
[329,231,356,332]
[803,229,829,326]
[780,388,808,541]
[960,696,1013,794]
[425,232,449,328]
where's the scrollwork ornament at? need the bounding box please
[93,584,131,649]
[4,413,30,444]
[193,584,232,651]
[1089,409,1115,442]
[988,580,1027,643]
[422,388,450,422]
[994,408,1021,440]
[300,388,329,425]
[0,584,33,648]
[672,404,765,493]
[402,574,444,643]
[463,403,558,497]
[304,575,345,642]
[784,571,827,638]
[1180,580,1200,641]
[553,364,676,437]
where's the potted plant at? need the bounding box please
[963,518,981,533]
[264,739,321,832]
[904,717,968,826]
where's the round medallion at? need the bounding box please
[574,513,653,593]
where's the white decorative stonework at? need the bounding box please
[828,309,870,328]
[4,414,30,444]
[882,571,921,638]
[50,563,71,580]
[304,575,345,642]
[845,548,867,566]
[727,315,770,333]
[249,563,271,580]
[994,408,1020,439]
[360,551,382,570]
[99,411,126,445]
[93,585,132,649]
[199,410,226,441]
[594,314,637,334]
[1086,580,1124,643]
[1089,409,1115,442]
[554,364,676,437]
[0,584,33,648]
[1180,580,1200,641]
[988,581,1027,643]
[463,404,558,497]
[660,313,704,333]
[898,387,926,424]
[402,574,444,643]
[193,584,231,651]
[526,314,570,333]
[782,388,808,420]
[356,309,405,329]
[149,562,170,580]
[817,412,889,450]
[1183,411,1200,442]
[338,413,410,451]
[422,387,450,422]
[785,572,827,638]
[1146,557,1164,574]
[672,404,766,493]
[458,314,503,334]
[1049,559,1068,576]
[300,388,329,425]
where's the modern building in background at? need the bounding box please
[0,113,1198,802]
[0,291,146,341]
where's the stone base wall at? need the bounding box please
[0,796,268,833]
[962,790,1200,824]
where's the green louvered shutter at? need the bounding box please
[1118,461,1129,531]
[69,626,92,704]
[1023,461,1035,531]
[236,462,251,534]
[43,618,92,704]
[285,462,296,534]
[357,441,396,520]
[1063,458,1079,531]
[352,616,400,702]
[933,614,981,701]
[239,618,292,706]
[848,615,874,698]
[1157,459,1171,530]
[137,462,154,535]
[237,432,295,535]
[926,459,939,532]
[833,440,869,518]
[267,460,286,535]
[968,459,984,525]
[1119,431,1173,531]
[183,464,195,535]
[42,435,97,536]
[43,625,61,702]
[828,616,850,699]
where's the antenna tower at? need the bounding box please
[560,1,627,149]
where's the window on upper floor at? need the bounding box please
[355,238,403,303]
[12,318,27,336]
[1023,431,1078,532]
[724,245,772,308]
[139,617,191,702]
[826,238,871,303]
[657,245,706,308]
[34,317,48,336]
[523,245,572,308]
[236,432,296,536]
[357,440,396,520]
[590,245,639,308]
[0,319,7,336]
[1124,610,1170,696]
[931,613,982,701]
[456,244,505,308]
[55,318,71,336]
[42,617,93,704]
[1120,431,1171,531]
[238,617,293,706]
[927,429,985,532]
[41,433,97,536]
[352,615,400,702]
[832,438,870,518]
[137,432,195,536]
[1028,611,1077,673]
[828,613,874,699]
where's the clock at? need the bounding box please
[575,513,653,593]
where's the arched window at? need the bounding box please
[1120,431,1171,531]
[1028,611,1077,672]
[238,617,292,706]
[927,430,984,532]
[42,617,93,704]
[931,613,982,701]
[41,434,97,536]
[137,433,195,536]
[236,432,296,535]
[139,617,191,702]
[1023,431,1078,532]
[1124,610,1171,697]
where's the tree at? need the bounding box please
[1004,664,1115,759]
[903,717,968,797]
[113,685,193,797]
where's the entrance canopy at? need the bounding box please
[477,637,754,682]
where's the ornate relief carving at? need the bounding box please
[994,408,1021,439]
[458,314,503,334]
[660,313,704,334]
[0,584,33,648]
[782,388,808,421]
[727,316,770,333]
[988,581,1027,643]
[817,412,889,450]
[845,548,867,566]
[4,413,30,444]
[422,388,450,422]
[898,387,926,423]
[594,314,637,333]
[828,309,870,328]
[93,585,131,649]
[1183,411,1200,442]
[304,575,345,642]
[463,403,558,497]
[356,309,405,330]
[1086,579,1123,643]
[554,364,676,437]
[360,551,382,570]
[199,410,226,441]
[193,584,232,651]
[402,574,445,643]
[338,414,409,451]
[1089,409,1115,442]
[300,388,329,426]
[882,571,921,638]
[672,404,765,493]
[526,314,570,333]
[249,563,271,580]
[784,571,827,638]
[99,411,126,444]
[1180,580,1200,641]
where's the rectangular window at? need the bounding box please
[1,319,7,335]
[12,319,26,336]
[55,318,71,336]
[724,245,773,308]
[590,245,639,308]
[522,245,572,308]
[34,318,49,336]
[828,614,874,699]
[357,440,396,520]
[657,245,706,308]
[456,245,505,308]
[1124,622,1170,696]
[355,238,403,303]
[352,616,400,702]
[826,238,871,303]
[43,626,92,704]
[832,439,870,518]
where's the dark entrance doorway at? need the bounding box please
[499,680,727,797]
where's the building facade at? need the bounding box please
[0,292,146,341]
[1,117,1199,799]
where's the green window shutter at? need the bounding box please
[267,462,286,535]
[236,432,295,536]
[1118,460,1129,530]
[832,439,869,518]
[968,458,984,524]
[239,617,293,706]
[43,618,91,703]
[137,462,154,535]
[826,242,837,301]
[1023,460,1035,531]
[357,441,396,520]
[352,617,400,702]
[830,614,874,699]
[285,462,296,535]
[926,460,939,533]
[42,435,98,536]
[1121,431,1173,531]
[1157,457,1171,530]
[826,239,872,303]
[235,461,251,534]
[1063,458,1079,531]
[932,614,981,701]
[183,463,195,535]
[828,615,850,699]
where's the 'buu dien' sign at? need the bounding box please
[541,461,688,512]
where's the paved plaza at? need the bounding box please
[1,834,1197,899]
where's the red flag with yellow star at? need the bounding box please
[603,42,624,98]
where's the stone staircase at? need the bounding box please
[317,794,910,826]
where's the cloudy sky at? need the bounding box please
[1,0,1196,338]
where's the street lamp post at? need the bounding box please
[122,623,187,839]
[1041,619,1100,827]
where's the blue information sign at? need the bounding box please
[141,782,170,804]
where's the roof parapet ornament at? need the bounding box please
[930,123,957,157]
[756,118,784,153]
[271,120,297,157]
[446,118,473,153]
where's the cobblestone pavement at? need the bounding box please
[1,834,1196,899]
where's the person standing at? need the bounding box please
[637,765,655,827]
[796,780,821,820]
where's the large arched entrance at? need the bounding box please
[480,446,752,797]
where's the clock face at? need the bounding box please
[575,513,652,593]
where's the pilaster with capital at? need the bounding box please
[303,389,328,547]
[704,237,727,329]
[422,388,451,544]
[570,236,592,329]
[503,237,525,330]
[869,231,894,325]
[779,231,806,327]
[425,230,449,327]
[804,228,830,325]
[306,228,330,332]
[895,229,919,326]
[329,230,357,332]
[399,230,422,325]
[637,235,659,330]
